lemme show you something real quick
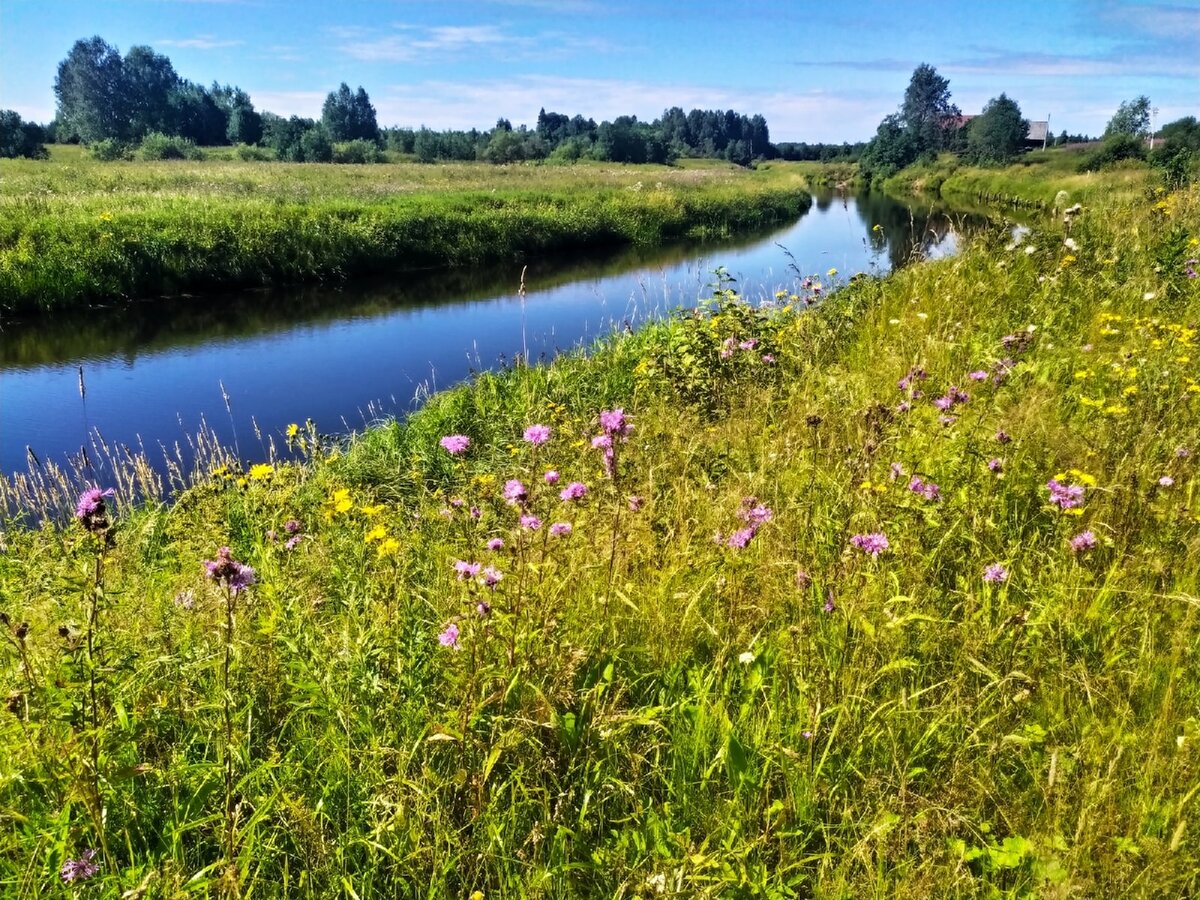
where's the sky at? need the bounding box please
[1,0,1197,143]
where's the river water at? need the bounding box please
[1,190,995,479]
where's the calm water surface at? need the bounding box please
[1,190,996,478]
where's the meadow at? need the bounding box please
[0,149,810,314]
[1,169,1199,898]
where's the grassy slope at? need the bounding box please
[0,148,809,314]
[881,147,1153,210]
[2,181,1199,898]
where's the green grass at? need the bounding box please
[1,181,1199,898]
[0,149,810,314]
[881,148,1154,209]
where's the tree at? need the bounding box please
[965,93,1028,164]
[0,110,49,158]
[859,113,920,180]
[123,45,180,137]
[54,37,131,143]
[1106,96,1151,139]
[900,63,959,154]
[321,83,378,142]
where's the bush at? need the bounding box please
[332,139,384,164]
[88,138,133,161]
[139,132,203,161]
[1079,133,1146,171]
[299,127,333,163]
[234,143,272,161]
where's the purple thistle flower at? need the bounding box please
[502,479,528,505]
[889,462,905,481]
[203,547,256,595]
[850,532,889,558]
[599,408,632,438]
[801,730,814,740]
[1070,530,1097,553]
[486,537,505,551]
[450,498,465,509]
[590,434,612,450]
[983,563,1008,583]
[726,526,758,550]
[988,458,1004,473]
[968,370,988,382]
[284,535,302,551]
[559,481,588,501]
[480,566,503,588]
[439,434,470,455]
[544,470,560,484]
[628,495,645,512]
[438,623,460,650]
[549,522,573,536]
[74,487,115,533]
[476,600,491,618]
[934,395,954,411]
[823,590,836,613]
[739,501,774,525]
[283,519,301,534]
[898,367,927,392]
[795,569,812,589]
[897,401,912,413]
[1176,446,1191,459]
[907,476,941,502]
[174,590,196,610]
[1158,475,1175,488]
[762,353,776,364]
[738,339,758,350]
[995,430,1012,444]
[454,560,481,580]
[938,415,958,427]
[60,850,99,884]
[470,506,482,519]
[519,514,542,531]
[1047,479,1085,509]
[523,424,552,446]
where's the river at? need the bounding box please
[1,190,999,481]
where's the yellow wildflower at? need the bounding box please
[364,525,387,543]
[377,538,400,557]
[249,463,273,481]
[286,423,300,439]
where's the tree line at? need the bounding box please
[857,63,1197,184]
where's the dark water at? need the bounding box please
[0,190,998,478]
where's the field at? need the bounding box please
[2,162,1198,897]
[0,148,810,314]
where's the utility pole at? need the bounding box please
[1150,107,1159,149]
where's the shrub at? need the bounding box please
[234,143,272,161]
[1079,133,1146,172]
[88,138,133,161]
[139,132,203,161]
[332,139,384,164]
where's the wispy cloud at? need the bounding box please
[155,35,245,50]
[333,22,625,63]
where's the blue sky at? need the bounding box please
[1,0,1196,142]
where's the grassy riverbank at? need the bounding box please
[0,149,810,314]
[880,147,1154,209]
[2,179,1199,897]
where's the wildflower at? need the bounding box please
[738,651,756,664]
[476,601,491,618]
[907,476,941,502]
[550,522,573,536]
[934,385,969,410]
[738,339,758,350]
[827,267,838,277]
[480,566,503,588]
[204,547,255,594]
[762,353,776,363]
[590,434,612,450]
[996,430,1012,444]
[628,495,645,512]
[719,337,736,359]
[988,458,1004,474]
[983,563,1008,584]
[440,434,470,455]
[599,408,632,438]
[850,532,889,558]
[1070,530,1097,553]
[727,527,758,550]
[286,423,300,439]
[1047,479,1086,510]
[248,463,273,481]
[544,470,560,484]
[823,590,836,613]
[938,415,958,427]
[454,560,481,580]
[377,538,400,557]
[1177,446,1192,458]
[968,370,988,382]
[502,479,528,505]
[470,506,481,519]
[519,514,542,531]
[795,569,812,589]
[265,529,277,543]
[60,850,99,884]
[801,729,814,739]
[450,498,465,508]
[438,623,460,650]
[559,481,588,501]
[174,590,196,610]
[486,538,505,551]
[739,498,774,525]
[364,524,387,543]
[1158,475,1175,488]
[284,535,302,551]
[898,367,927,392]
[75,486,115,533]
[897,401,911,413]
[284,519,301,534]
[523,424,551,446]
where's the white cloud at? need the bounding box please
[155,36,245,50]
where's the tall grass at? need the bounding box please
[0,153,810,314]
[1,181,1198,897]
